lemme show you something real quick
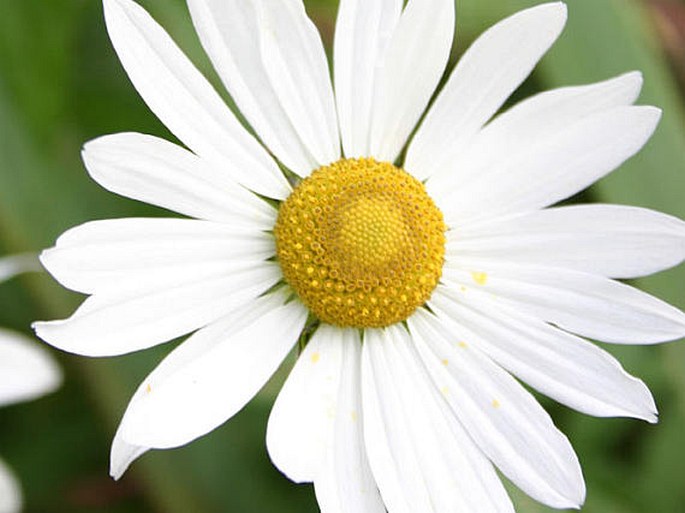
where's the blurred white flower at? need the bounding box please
[34,0,685,512]
[1,255,60,513]
[0,329,61,513]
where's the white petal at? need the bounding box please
[429,71,643,190]
[334,0,402,157]
[33,261,281,357]
[362,325,514,513]
[442,261,685,344]
[257,0,341,169]
[406,2,567,181]
[409,309,585,509]
[103,0,289,198]
[313,332,385,513]
[430,286,659,422]
[431,105,661,225]
[0,254,41,284]
[188,0,341,174]
[187,0,319,176]
[110,432,148,480]
[0,458,21,513]
[0,329,61,408]
[41,218,274,294]
[448,204,685,279]
[368,0,454,163]
[267,325,348,483]
[116,292,307,449]
[83,133,277,227]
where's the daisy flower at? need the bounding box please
[0,329,61,513]
[1,256,61,513]
[35,0,685,511]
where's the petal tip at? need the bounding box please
[32,321,60,351]
[81,140,94,158]
[620,70,644,101]
[626,69,644,83]
[568,485,587,510]
[109,469,124,481]
[649,105,664,119]
[629,105,663,143]
[109,450,129,481]
[38,248,56,274]
[102,0,123,17]
[31,320,45,337]
[640,105,664,127]
[555,1,569,16]
[541,1,569,25]
[32,319,98,358]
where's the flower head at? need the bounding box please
[35,0,685,511]
[0,255,61,513]
[275,157,446,327]
[0,328,61,513]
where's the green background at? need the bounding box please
[1,0,684,511]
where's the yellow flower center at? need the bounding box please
[275,158,446,328]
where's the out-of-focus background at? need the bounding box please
[0,0,684,511]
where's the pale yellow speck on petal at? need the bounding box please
[492,399,501,409]
[351,410,358,422]
[458,341,468,349]
[145,383,152,394]
[310,352,321,364]
[441,359,449,366]
[471,271,488,286]
[441,386,450,396]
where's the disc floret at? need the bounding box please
[275,158,445,328]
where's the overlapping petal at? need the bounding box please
[267,325,348,483]
[114,292,307,451]
[40,218,275,294]
[448,204,685,278]
[83,133,277,228]
[257,0,341,168]
[442,261,685,344]
[430,286,659,421]
[313,332,385,513]
[406,2,567,180]
[102,0,289,198]
[409,309,585,509]
[367,0,454,163]
[188,0,339,176]
[34,259,280,357]
[427,70,644,191]
[362,325,514,513]
[268,326,384,511]
[334,0,402,158]
[429,105,661,224]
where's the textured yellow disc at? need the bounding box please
[275,158,446,328]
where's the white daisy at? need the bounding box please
[0,329,62,513]
[34,0,685,511]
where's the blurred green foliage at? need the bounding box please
[0,0,683,511]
